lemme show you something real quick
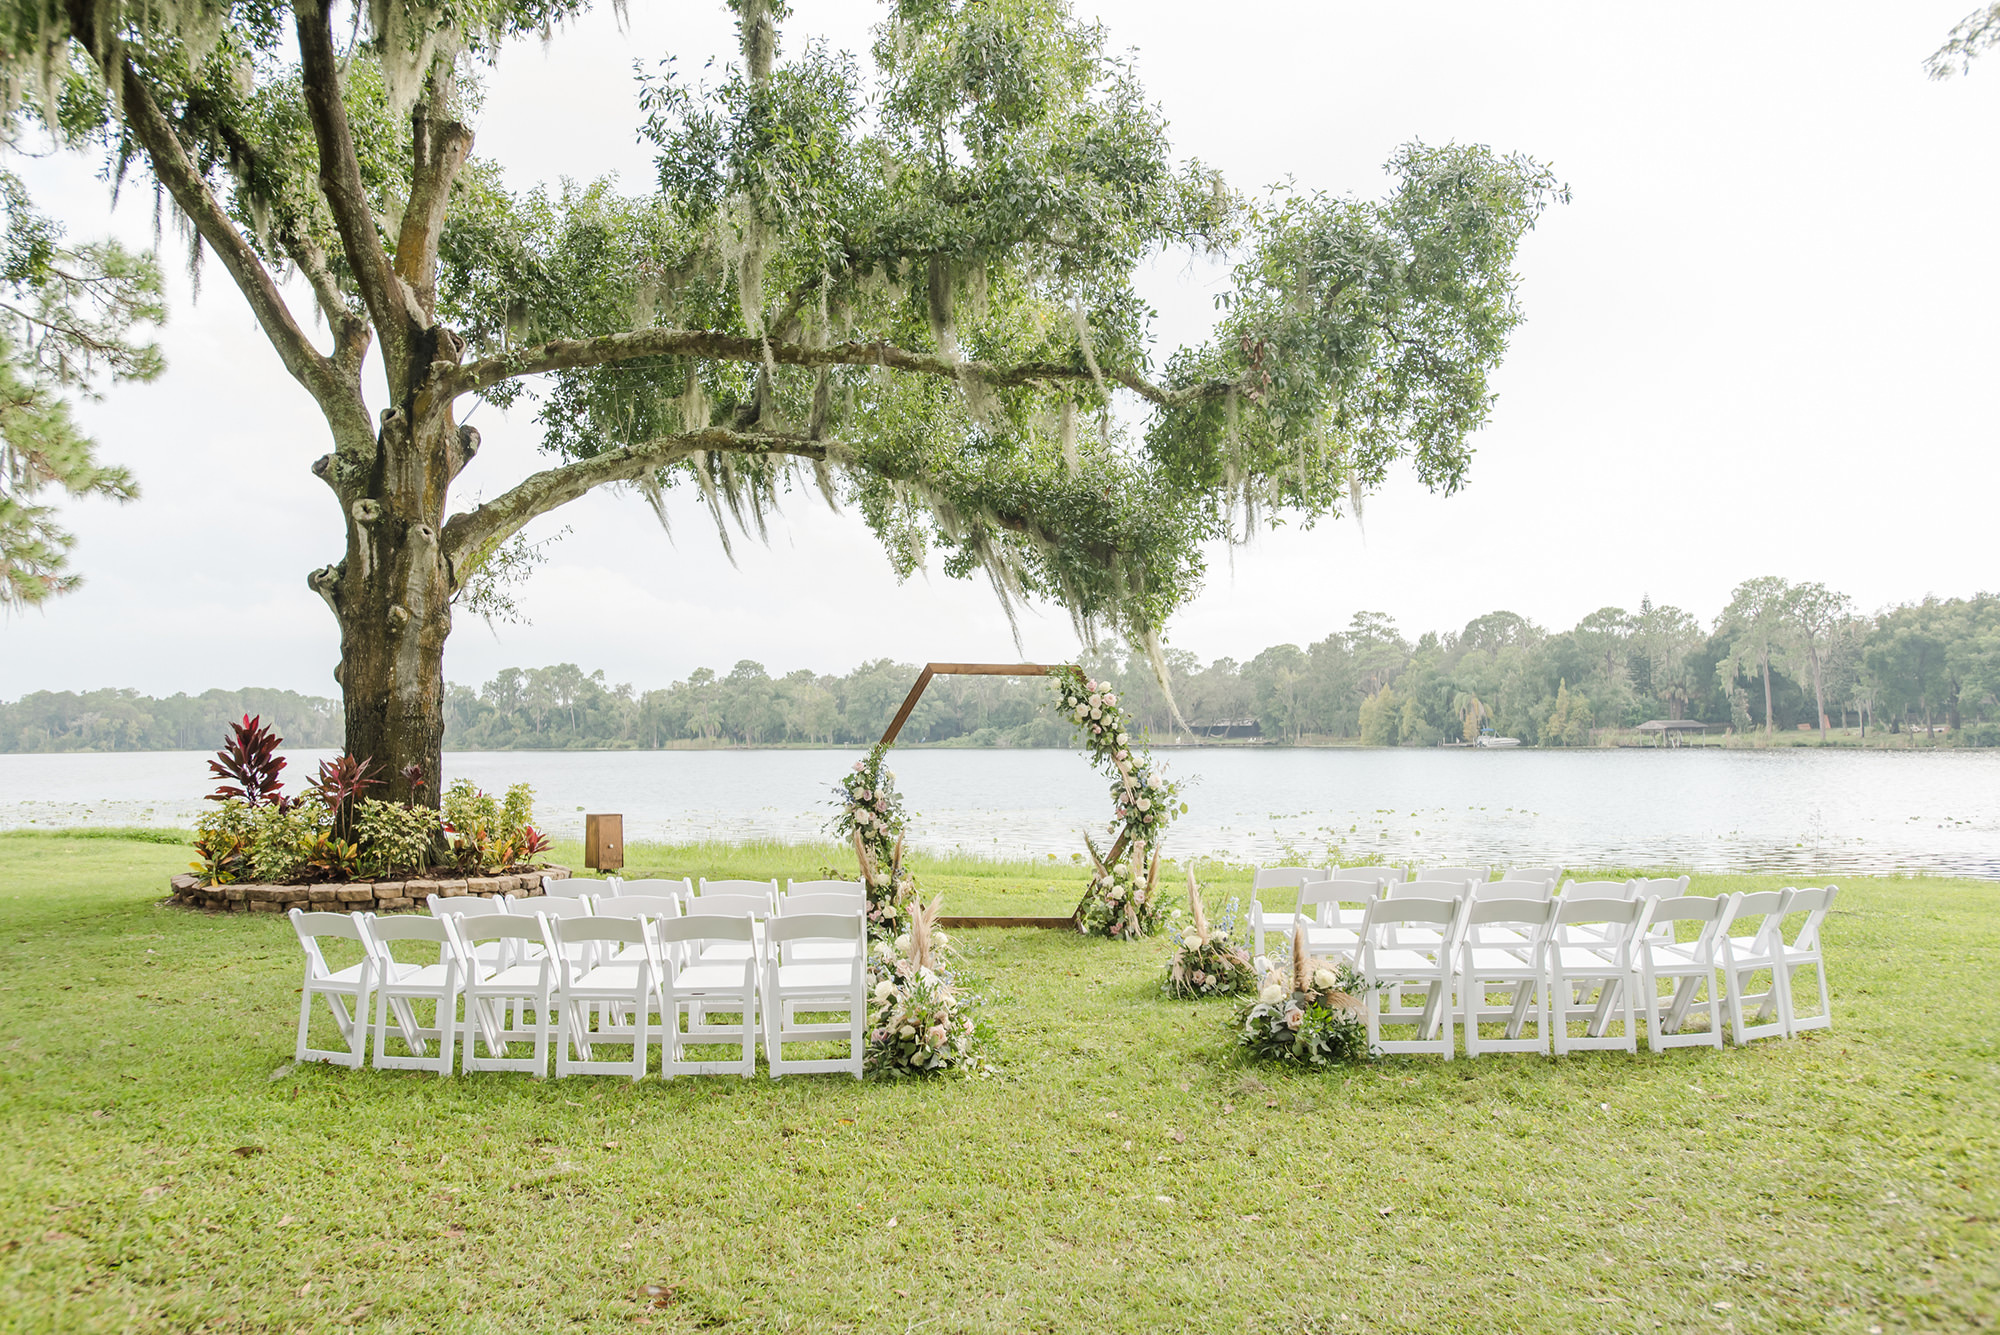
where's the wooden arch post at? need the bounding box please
[880,662,1080,929]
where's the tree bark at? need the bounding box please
[1761,650,1774,742]
[1809,649,1828,742]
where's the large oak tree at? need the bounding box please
[3,0,1561,803]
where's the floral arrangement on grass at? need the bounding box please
[1235,930,1379,1067]
[829,744,912,939]
[1163,869,1255,999]
[865,895,992,1077]
[190,716,548,886]
[1050,666,1185,938]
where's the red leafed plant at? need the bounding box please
[207,715,290,808]
[305,753,382,838]
[518,826,552,859]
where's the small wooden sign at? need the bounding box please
[583,813,624,871]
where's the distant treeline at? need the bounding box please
[0,688,344,753]
[7,584,1997,752]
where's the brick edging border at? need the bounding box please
[164,865,572,913]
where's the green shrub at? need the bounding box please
[191,800,256,885]
[246,803,328,883]
[353,799,444,878]
[441,779,543,872]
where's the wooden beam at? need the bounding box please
[877,662,1065,747]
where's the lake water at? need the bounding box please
[3,746,1998,878]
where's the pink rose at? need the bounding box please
[1284,1008,1304,1029]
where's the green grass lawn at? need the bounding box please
[0,830,1994,1333]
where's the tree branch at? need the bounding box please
[292,0,419,393]
[444,327,1239,409]
[394,101,474,318]
[440,427,830,576]
[62,18,340,407]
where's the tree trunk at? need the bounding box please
[1809,649,1828,743]
[1761,651,1774,742]
[313,404,472,810]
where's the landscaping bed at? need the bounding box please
[164,865,571,913]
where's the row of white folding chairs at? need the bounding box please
[543,874,864,907]
[288,903,868,1081]
[1248,865,1569,959]
[1300,884,1836,1059]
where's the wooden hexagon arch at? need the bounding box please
[877,662,1081,929]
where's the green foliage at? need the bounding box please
[244,802,328,884]
[1052,666,1183,938]
[1358,686,1401,746]
[1235,957,1378,1067]
[351,798,444,878]
[1541,680,1591,748]
[440,778,543,871]
[189,798,255,885]
[0,169,162,607]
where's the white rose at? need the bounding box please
[899,1024,916,1038]
[1312,968,1338,991]
[871,872,890,887]
[1117,732,1129,744]
[1137,798,1151,811]
[873,979,896,1000]
[933,930,950,949]
[1105,693,1118,706]
[1091,707,1102,720]
[855,809,872,825]
[1253,956,1271,974]
[894,933,911,953]
[1181,929,1200,948]
[1258,983,1286,1004]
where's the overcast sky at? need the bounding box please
[4,1,1996,700]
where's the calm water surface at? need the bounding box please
[3,746,1997,877]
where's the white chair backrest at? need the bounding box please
[1779,885,1837,951]
[544,913,648,948]
[427,893,509,918]
[786,878,863,896]
[1325,868,1396,893]
[1395,877,1478,901]
[1360,895,1461,931]
[539,876,597,898]
[698,877,779,903]
[657,914,757,946]
[1463,895,1556,941]
[359,912,454,967]
[588,894,683,921]
[684,892,770,920]
[1250,866,1325,892]
[1635,874,1691,900]
[290,908,369,978]
[1553,895,1646,926]
[1722,889,1789,953]
[450,913,546,950]
[533,895,593,918]
[1642,894,1729,958]
[766,912,863,948]
[1419,865,1490,884]
[1500,866,1562,886]
[780,891,865,916]
[614,877,694,901]
[1473,879,1551,902]
[1562,878,1638,900]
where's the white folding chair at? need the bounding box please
[1358,896,1464,1059]
[1381,878,1478,949]
[454,915,555,1075]
[1499,866,1563,888]
[1293,880,1373,959]
[544,915,659,1080]
[1554,879,1640,953]
[761,913,867,1079]
[1635,895,1730,1051]
[1719,890,1790,1045]
[657,915,759,1078]
[288,909,377,1068]
[1468,880,1553,946]
[1247,867,1328,958]
[1458,897,1556,1057]
[1548,896,1645,1054]
[1634,875,1692,943]
[427,894,511,969]
[1774,886,1837,1035]
[361,914,464,1075]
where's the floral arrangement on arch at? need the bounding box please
[829,744,912,940]
[1235,929,1380,1067]
[1163,869,1256,999]
[1050,666,1184,938]
[865,894,992,1077]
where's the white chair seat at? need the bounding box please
[773,961,854,991]
[1373,948,1443,973]
[786,940,861,963]
[673,963,753,991]
[1466,946,1537,973]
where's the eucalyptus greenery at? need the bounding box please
[0,0,1563,799]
